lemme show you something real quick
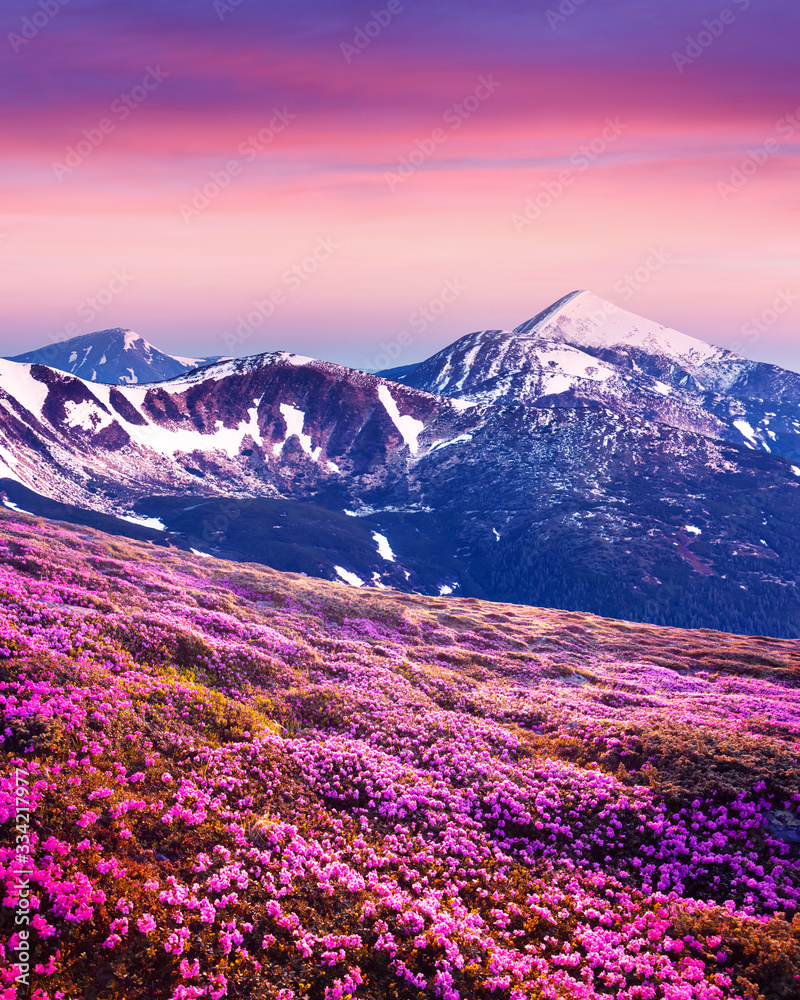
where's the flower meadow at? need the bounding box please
[0,510,799,1000]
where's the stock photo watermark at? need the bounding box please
[52,66,170,180]
[730,289,798,353]
[385,76,500,190]
[223,237,340,349]
[213,0,244,21]
[8,0,69,53]
[546,0,591,32]
[42,268,136,354]
[512,117,628,231]
[613,248,674,303]
[340,1,407,63]
[179,108,296,222]
[10,767,34,991]
[717,103,800,201]
[361,278,465,371]
[672,0,751,73]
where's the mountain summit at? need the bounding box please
[380,290,800,459]
[5,327,224,385]
[514,289,722,375]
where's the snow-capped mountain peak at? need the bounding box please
[379,290,800,459]
[514,290,723,375]
[5,328,225,385]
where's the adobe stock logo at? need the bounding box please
[731,289,798,353]
[178,109,296,222]
[361,279,465,371]
[671,0,751,73]
[385,76,500,190]
[716,104,800,201]
[545,0,591,32]
[340,1,407,63]
[222,237,340,350]
[45,268,136,352]
[8,0,70,54]
[51,67,170,181]
[512,118,628,232]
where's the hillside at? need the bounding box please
[1,506,799,999]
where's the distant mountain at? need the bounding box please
[379,290,800,461]
[5,328,225,385]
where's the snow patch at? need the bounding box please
[450,399,475,412]
[161,358,244,389]
[2,499,34,515]
[191,548,212,558]
[537,345,615,383]
[281,354,315,367]
[685,525,702,535]
[733,419,757,445]
[119,514,166,531]
[438,585,454,596]
[454,344,482,391]
[377,384,424,455]
[172,355,207,367]
[121,407,262,461]
[373,532,395,562]
[123,331,141,351]
[64,400,114,434]
[273,403,320,460]
[542,373,575,395]
[0,442,23,483]
[335,566,364,587]
[429,434,473,452]
[0,359,50,419]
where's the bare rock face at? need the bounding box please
[1,294,800,637]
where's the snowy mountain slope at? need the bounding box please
[1,344,800,636]
[0,352,470,511]
[5,328,224,384]
[514,290,722,376]
[381,290,800,460]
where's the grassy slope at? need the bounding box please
[0,508,799,1000]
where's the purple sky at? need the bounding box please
[2,0,799,370]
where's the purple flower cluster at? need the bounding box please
[1,511,799,998]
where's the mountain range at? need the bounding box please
[1,291,799,637]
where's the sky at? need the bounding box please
[1,0,799,372]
